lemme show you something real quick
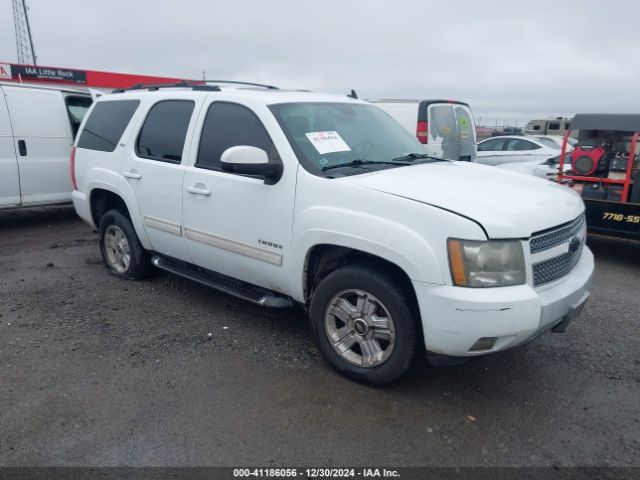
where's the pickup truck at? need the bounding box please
[71,82,594,385]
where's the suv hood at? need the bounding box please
[344,161,584,238]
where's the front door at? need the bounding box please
[120,98,198,261]
[476,137,510,165]
[182,100,295,293]
[0,88,19,207]
[500,138,542,165]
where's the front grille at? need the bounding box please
[533,244,583,286]
[530,215,585,254]
[530,214,586,286]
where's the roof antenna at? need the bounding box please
[347,89,358,99]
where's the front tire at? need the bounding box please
[98,209,152,280]
[309,265,418,386]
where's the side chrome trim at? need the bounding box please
[143,216,182,236]
[184,228,282,266]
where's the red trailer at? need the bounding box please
[557,114,640,240]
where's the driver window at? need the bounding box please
[196,102,280,171]
[479,138,505,151]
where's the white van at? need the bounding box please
[367,99,477,161]
[0,82,93,208]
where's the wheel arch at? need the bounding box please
[303,244,421,320]
[88,186,152,250]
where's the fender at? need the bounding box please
[290,206,447,302]
[88,175,152,250]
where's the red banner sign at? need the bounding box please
[0,61,200,89]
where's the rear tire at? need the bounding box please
[98,209,152,280]
[309,264,418,386]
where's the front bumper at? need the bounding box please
[413,246,594,357]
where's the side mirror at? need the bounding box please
[220,146,283,184]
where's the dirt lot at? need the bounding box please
[0,206,639,467]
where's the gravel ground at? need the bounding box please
[0,206,638,467]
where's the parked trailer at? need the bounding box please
[523,117,572,136]
[557,114,640,240]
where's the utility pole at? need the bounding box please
[11,0,37,65]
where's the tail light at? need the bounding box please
[417,121,429,144]
[70,146,78,190]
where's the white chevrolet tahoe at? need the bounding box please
[71,82,594,385]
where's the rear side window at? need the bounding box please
[505,139,536,151]
[136,100,195,163]
[196,102,279,171]
[77,100,140,152]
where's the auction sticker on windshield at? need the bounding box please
[305,131,351,154]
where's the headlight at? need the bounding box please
[447,239,525,287]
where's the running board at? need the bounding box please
[151,255,293,308]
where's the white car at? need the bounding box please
[475,135,560,166]
[0,82,93,208]
[497,153,572,180]
[72,82,593,385]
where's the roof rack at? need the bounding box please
[112,81,220,93]
[203,80,279,90]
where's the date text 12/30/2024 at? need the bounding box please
[233,468,401,478]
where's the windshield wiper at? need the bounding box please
[392,153,446,162]
[321,159,409,172]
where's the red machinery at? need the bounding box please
[557,114,640,240]
[571,141,609,176]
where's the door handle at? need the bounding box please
[186,185,212,196]
[18,140,27,156]
[123,170,142,179]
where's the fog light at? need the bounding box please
[469,337,497,352]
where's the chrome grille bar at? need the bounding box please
[530,214,585,254]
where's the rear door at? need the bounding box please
[0,86,20,207]
[453,104,476,161]
[426,104,455,159]
[499,138,543,164]
[120,97,199,261]
[423,102,477,161]
[3,85,80,205]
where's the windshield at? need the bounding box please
[269,102,433,177]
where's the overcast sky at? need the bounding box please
[1,0,638,125]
